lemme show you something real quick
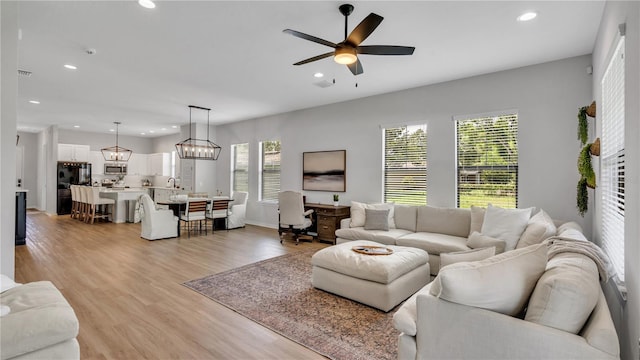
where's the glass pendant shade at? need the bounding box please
[101,122,132,162]
[175,105,221,160]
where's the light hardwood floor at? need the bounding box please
[15,212,330,360]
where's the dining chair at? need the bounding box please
[227,191,248,229]
[179,199,208,237]
[207,199,230,233]
[70,185,78,219]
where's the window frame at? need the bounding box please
[382,124,428,206]
[230,143,249,194]
[454,111,519,209]
[259,140,281,202]
[600,35,626,285]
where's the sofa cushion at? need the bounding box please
[481,205,532,251]
[469,206,486,236]
[396,232,470,255]
[517,209,557,249]
[467,231,506,254]
[416,206,470,238]
[394,204,417,232]
[335,227,411,245]
[556,221,588,241]
[0,281,79,359]
[440,247,496,270]
[429,243,547,316]
[364,209,390,231]
[311,240,428,284]
[350,201,396,229]
[525,252,600,334]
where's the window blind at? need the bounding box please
[383,124,427,205]
[456,113,518,208]
[260,140,280,201]
[601,36,625,281]
[231,143,249,193]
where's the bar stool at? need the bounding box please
[91,187,114,223]
[70,185,78,219]
[77,186,88,222]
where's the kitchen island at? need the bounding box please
[99,188,148,223]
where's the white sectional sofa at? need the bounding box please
[392,244,619,359]
[336,203,560,275]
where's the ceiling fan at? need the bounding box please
[283,4,415,76]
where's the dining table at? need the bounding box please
[157,196,230,237]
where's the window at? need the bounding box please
[601,36,625,282]
[259,140,280,201]
[456,113,518,208]
[383,124,427,205]
[231,143,249,193]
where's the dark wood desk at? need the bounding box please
[304,203,350,244]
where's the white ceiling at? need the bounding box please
[16,1,605,137]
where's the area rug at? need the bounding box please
[183,251,398,360]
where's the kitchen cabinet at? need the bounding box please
[90,151,105,175]
[58,144,90,162]
[128,153,148,175]
[147,153,170,176]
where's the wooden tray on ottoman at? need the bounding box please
[352,245,394,256]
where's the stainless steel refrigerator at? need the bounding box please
[57,162,92,215]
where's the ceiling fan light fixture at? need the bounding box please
[334,47,357,65]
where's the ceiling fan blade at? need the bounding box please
[293,52,334,66]
[283,29,337,49]
[347,58,364,76]
[346,13,383,46]
[357,45,415,55]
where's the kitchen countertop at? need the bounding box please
[16,189,29,192]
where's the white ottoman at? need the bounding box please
[312,240,430,312]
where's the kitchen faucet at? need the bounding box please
[167,177,176,188]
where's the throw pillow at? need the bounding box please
[467,231,506,254]
[525,253,600,334]
[350,201,396,228]
[480,205,532,252]
[440,247,496,270]
[469,205,486,236]
[364,209,390,231]
[517,209,557,249]
[429,243,548,316]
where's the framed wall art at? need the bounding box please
[303,150,346,192]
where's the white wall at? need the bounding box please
[1,1,18,278]
[592,2,640,360]
[216,55,594,232]
[17,132,38,208]
[58,129,154,153]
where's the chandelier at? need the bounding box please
[101,122,132,162]
[175,105,221,160]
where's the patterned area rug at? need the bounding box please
[183,251,398,360]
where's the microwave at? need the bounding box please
[104,163,127,175]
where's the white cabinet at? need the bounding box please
[90,151,105,175]
[147,153,170,176]
[128,153,148,175]
[58,144,90,162]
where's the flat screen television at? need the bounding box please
[302,150,346,192]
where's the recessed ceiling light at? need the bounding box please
[109,129,115,132]
[28,100,40,104]
[73,125,80,128]
[64,64,77,70]
[517,12,537,22]
[138,0,156,9]
[314,72,324,78]
[149,130,155,133]
[140,132,146,135]
[161,128,167,131]
[172,125,178,129]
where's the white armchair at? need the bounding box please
[139,194,178,240]
[227,191,248,229]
